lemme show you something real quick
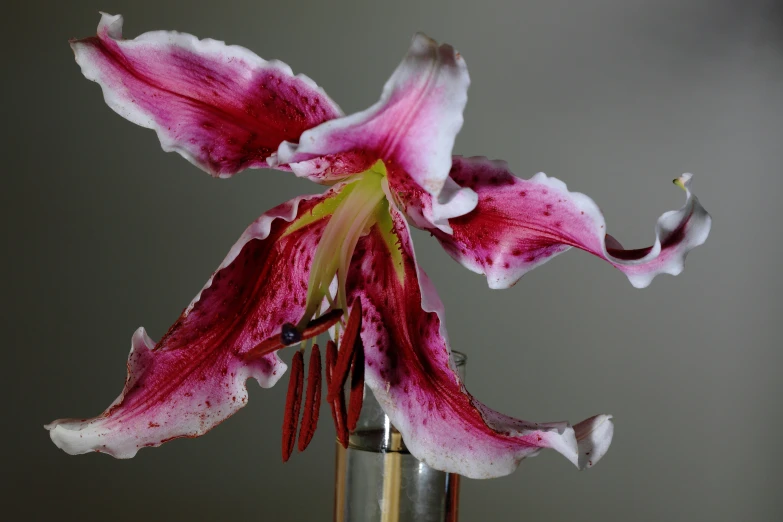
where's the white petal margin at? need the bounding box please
[275,33,476,222]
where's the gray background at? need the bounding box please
[4,0,781,520]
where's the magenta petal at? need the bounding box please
[346,202,611,478]
[46,192,334,457]
[431,156,712,289]
[71,13,341,177]
[275,33,477,223]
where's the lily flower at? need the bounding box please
[47,13,711,479]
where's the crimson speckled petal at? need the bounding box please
[426,156,712,289]
[275,33,477,230]
[345,201,612,479]
[71,13,342,177]
[46,192,334,457]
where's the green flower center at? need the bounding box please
[296,160,389,327]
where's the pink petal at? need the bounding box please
[71,13,341,177]
[428,156,711,289]
[346,201,612,478]
[46,192,335,457]
[388,165,478,233]
[274,34,477,225]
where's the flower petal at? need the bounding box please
[275,33,476,223]
[429,156,711,289]
[72,13,342,177]
[388,166,478,233]
[345,199,611,478]
[46,192,337,457]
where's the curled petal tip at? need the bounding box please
[673,173,693,191]
[46,423,89,456]
[574,414,614,470]
[411,31,436,46]
[96,12,123,39]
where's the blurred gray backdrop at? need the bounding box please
[3,0,781,520]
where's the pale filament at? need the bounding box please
[298,163,387,329]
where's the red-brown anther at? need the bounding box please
[327,300,362,402]
[244,308,343,361]
[281,350,304,462]
[297,344,322,452]
[333,393,348,449]
[325,340,349,448]
[325,340,337,387]
[333,390,349,448]
[346,336,365,432]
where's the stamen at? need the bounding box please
[325,340,336,387]
[298,344,322,452]
[327,300,362,403]
[334,392,349,449]
[301,308,344,339]
[326,340,349,448]
[346,336,365,432]
[281,350,304,462]
[243,309,343,361]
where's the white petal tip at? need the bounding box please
[674,173,693,191]
[96,12,123,39]
[411,32,437,48]
[46,423,92,456]
[574,414,614,470]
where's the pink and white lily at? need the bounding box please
[47,13,710,479]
